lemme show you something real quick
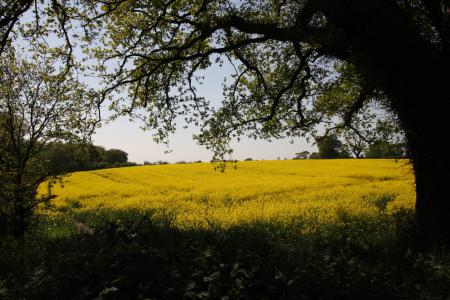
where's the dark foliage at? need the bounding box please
[316,134,350,159]
[1,209,449,299]
[294,151,310,160]
[43,143,134,175]
[365,141,407,159]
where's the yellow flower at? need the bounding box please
[38,159,415,230]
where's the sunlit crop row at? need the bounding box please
[40,159,416,229]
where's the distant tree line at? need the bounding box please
[295,133,407,160]
[43,143,137,175]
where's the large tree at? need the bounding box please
[1,0,449,247]
[0,48,96,236]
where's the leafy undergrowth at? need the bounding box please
[1,208,450,299]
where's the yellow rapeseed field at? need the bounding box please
[42,159,415,229]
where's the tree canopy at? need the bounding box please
[0,47,96,236]
[316,134,350,159]
[0,0,426,155]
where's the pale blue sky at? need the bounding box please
[93,64,315,163]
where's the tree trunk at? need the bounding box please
[413,144,450,248]
[383,45,450,248]
[383,56,450,249]
[401,91,450,248]
[384,59,449,248]
[323,0,450,247]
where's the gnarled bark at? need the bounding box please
[322,0,450,247]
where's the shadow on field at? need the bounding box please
[1,208,450,300]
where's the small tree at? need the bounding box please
[105,149,128,164]
[294,151,310,160]
[308,152,320,159]
[316,134,349,159]
[338,104,406,159]
[365,141,406,159]
[366,118,407,159]
[342,131,366,158]
[0,48,96,237]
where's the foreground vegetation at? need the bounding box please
[1,160,450,299]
